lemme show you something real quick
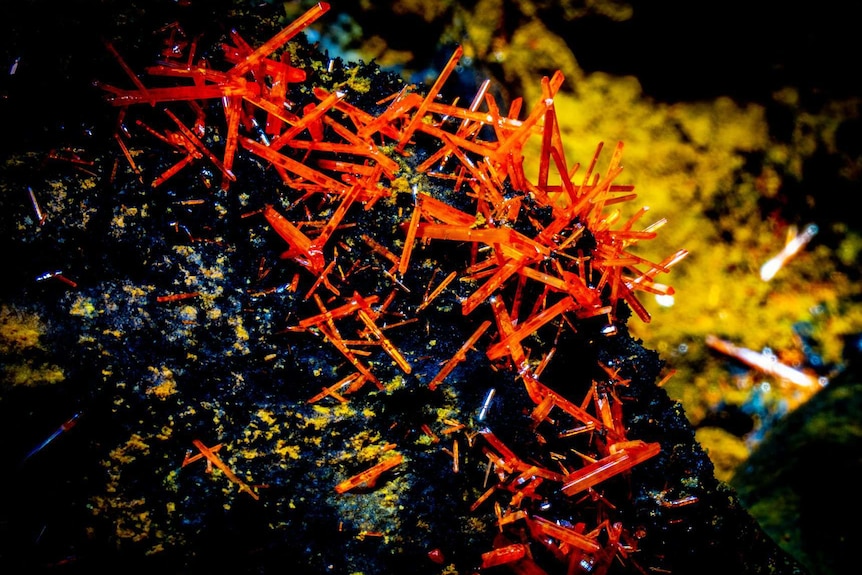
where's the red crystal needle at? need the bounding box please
[527,516,602,554]
[335,452,403,494]
[398,200,422,276]
[481,543,527,568]
[191,440,259,500]
[230,2,330,76]
[104,40,154,105]
[428,320,492,390]
[560,441,660,496]
[396,45,463,151]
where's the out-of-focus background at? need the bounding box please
[287,0,862,571]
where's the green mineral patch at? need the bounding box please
[0,304,43,351]
[695,427,750,483]
[107,433,150,465]
[2,361,64,387]
[145,366,179,399]
[1,304,65,387]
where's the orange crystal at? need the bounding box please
[334,452,403,494]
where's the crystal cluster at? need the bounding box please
[97,3,689,572]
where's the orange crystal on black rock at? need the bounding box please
[92,5,694,574]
